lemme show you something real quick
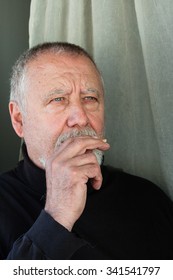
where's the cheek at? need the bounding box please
[22,113,47,144]
[88,110,105,133]
[23,119,57,158]
[23,113,67,150]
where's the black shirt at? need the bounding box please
[0,145,173,259]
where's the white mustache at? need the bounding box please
[55,127,101,148]
[39,128,104,168]
[55,127,104,165]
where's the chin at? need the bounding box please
[38,157,46,169]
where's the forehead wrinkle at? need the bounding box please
[27,59,103,95]
[43,88,70,102]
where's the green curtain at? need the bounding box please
[29,0,173,199]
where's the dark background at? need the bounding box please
[0,0,31,172]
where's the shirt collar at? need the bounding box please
[16,143,102,197]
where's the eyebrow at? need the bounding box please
[43,87,101,102]
[43,89,67,101]
[82,88,100,96]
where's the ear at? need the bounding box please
[9,101,24,138]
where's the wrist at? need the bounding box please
[44,206,74,231]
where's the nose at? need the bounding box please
[67,102,89,128]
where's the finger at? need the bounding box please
[54,136,110,159]
[77,164,102,190]
[66,151,99,167]
[54,135,108,152]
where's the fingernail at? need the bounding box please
[102,139,107,143]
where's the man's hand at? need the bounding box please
[44,137,110,231]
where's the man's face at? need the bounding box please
[21,53,105,168]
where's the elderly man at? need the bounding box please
[0,42,173,259]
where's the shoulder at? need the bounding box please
[0,163,22,191]
[101,165,173,210]
[0,161,27,205]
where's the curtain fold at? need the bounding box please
[29,0,173,199]
[135,0,173,197]
[29,0,94,54]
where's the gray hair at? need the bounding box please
[10,42,103,113]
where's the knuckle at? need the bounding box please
[72,137,82,146]
[51,158,66,174]
[88,152,98,163]
[70,166,78,178]
[90,164,100,176]
[51,157,60,169]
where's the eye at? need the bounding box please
[49,96,68,107]
[82,96,99,111]
[83,96,98,102]
[53,97,65,102]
